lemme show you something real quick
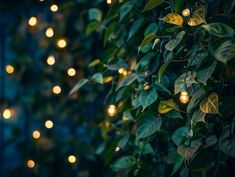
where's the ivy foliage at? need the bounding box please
[72,0,235,176]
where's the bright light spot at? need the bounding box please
[68,155,77,164]
[52,85,61,94]
[45,120,53,129]
[106,0,112,4]
[57,38,67,48]
[179,91,189,104]
[27,160,35,168]
[45,27,54,38]
[118,68,125,74]
[122,70,128,76]
[32,130,41,139]
[5,65,14,74]
[47,55,55,65]
[3,109,12,119]
[50,4,58,12]
[182,8,190,17]
[28,17,37,26]
[107,104,117,117]
[67,68,76,77]
[115,147,120,152]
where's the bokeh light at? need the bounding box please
[28,17,37,26]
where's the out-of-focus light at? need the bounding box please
[118,68,125,74]
[179,91,190,104]
[67,68,76,77]
[115,146,120,152]
[45,120,53,129]
[27,160,35,168]
[57,38,67,48]
[3,109,12,119]
[45,27,54,38]
[5,65,14,74]
[106,0,112,4]
[50,4,58,12]
[68,155,77,164]
[47,55,55,65]
[32,130,41,139]
[182,8,190,17]
[52,85,61,94]
[107,104,117,117]
[28,17,37,26]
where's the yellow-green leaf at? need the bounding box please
[158,99,178,114]
[160,13,183,27]
[88,59,101,68]
[188,7,205,26]
[200,92,220,115]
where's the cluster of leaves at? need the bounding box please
[72,0,235,176]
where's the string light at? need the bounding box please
[3,109,12,119]
[115,146,120,152]
[182,8,190,17]
[57,38,67,48]
[67,68,76,77]
[50,4,58,12]
[107,104,117,117]
[106,0,112,4]
[47,55,55,65]
[68,155,77,164]
[118,68,128,76]
[52,85,61,94]
[5,65,14,74]
[28,17,37,26]
[45,27,54,38]
[27,160,36,169]
[32,130,41,139]
[45,120,53,129]
[179,91,190,104]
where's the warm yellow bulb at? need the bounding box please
[107,104,117,117]
[5,65,14,74]
[50,4,58,12]
[57,39,67,48]
[3,109,12,119]
[27,160,35,168]
[115,146,120,152]
[32,130,41,139]
[47,55,55,65]
[67,68,76,77]
[28,17,37,26]
[52,85,61,94]
[182,8,190,17]
[68,155,77,164]
[45,120,53,129]
[179,91,190,104]
[106,0,112,4]
[118,68,124,74]
[45,27,54,38]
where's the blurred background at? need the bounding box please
[0,0,113,176]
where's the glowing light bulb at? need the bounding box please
[27,160,35,168]
[45,120,53,129]
[115,146,120,152]
[179,91,189,104]
[106,0,112,4]
[118,68,124,74]
[107,104,117,117]
[47,55,55,65]
[32,130,41,139]
[52,85,61,94]
[3,109,12,119]
[5,65,14,74]
[28,17,37,26]
[57,38,67,48]
[45,27,54,38]
[68,155,77,164]
[67,68,76,77]
[182,8,190,17]
[50,4,58,12]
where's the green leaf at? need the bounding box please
[172,127,189,146]
[158,62,170,82]
[144,23,159,36]
[139,33,157,51]
[187,88,206,113]
[158,99,178,114]
[165,109,183,119]
[116,73,138,90]
[122,110,134,121]
[171,155,184,176]
[118,134,130,149]
[177,141,201,160]
[88,59,101,68]
[139,88,158,111]
[136,142,154,155]
[135,52,155,71]
[200,92,220,115]
[128,18,144,40]
[86,21,99,35]
[192,109,206,123]
[91,73,103,84]
[221,136,235,157]
[136,113,162,139]
[213,40,235,64]
[204,135,217,148]
[165,31,185,51]
[104,22,117,46]
[142,0,164,12]
[202,23,235,37]
[88,8,102,22]
[111,156,136,171]
[119,2,133,21]
[197,61,216,85]
[69,79,89,95]
[154,80,171,95]
[174,72,197,94]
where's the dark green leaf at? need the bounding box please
[142,0,164,12]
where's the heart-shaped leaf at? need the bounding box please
[172,127,189,146]
[139,88,158,111]
[158,99,178,114]
[111,156,136,171]
[200,92,220,115]
[202,23,235,37]
[221,136,235,157]
[160,13,183,27]
[165,31,185,51]
[188,7,205,26]
[116,73,138,90]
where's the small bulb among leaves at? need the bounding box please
[28,17,37,26]
[115,146,120,152]
[52,85,61,94]
[107,104,117,117]
[106,0,112,4]
[182,8,190,17]
[27,160,35,169]
[3,109,12,119]
[5,65,14,74]
[47,55,55,65]
[45,27,54,38]
[45,120,53,129]
[57,38,67,48]
[67,68,76,77]
[68,155,77,164]
[32,130,41,139]
[50,4,58,12]
[179,91,189,104]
